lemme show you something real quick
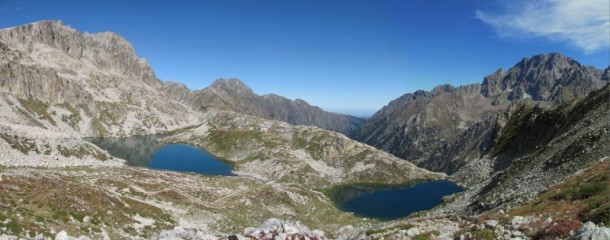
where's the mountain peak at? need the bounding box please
[210,78,254,94]
[25,20,66,28]
[517,52,579,70]
[480,53,602,102]
[431,84,456,95]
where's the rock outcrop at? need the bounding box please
[572,222,610,240]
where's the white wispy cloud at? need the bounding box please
[476,0,610,53]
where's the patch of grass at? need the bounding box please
[453,227,494,240]
[207,129,264,153]
[535,219,582,239]
[5,218,22,235]
[18,98,56,126]
[0,133,39,154]
[162,124,202,136]
[366,228,386,236]
[90,118,109,137]
[56,145,107,160]
[510,160,609,226]
[71,212,86,222]
[470,229,495,240]
[58,102,81,130]
[123,227,137,235]
[0,172,174,238]
[412,230,441,240]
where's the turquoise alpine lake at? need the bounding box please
[328,180,463,220]
[86,135,233,176]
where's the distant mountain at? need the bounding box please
[163,78,365,134]
[351,53,608,173]
[481,53,607,104]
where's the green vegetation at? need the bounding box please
[413,230,441,240]
[453,228,494,240]
[508,159,610,230]
[206,128,264,153]
[162,124,202,136]
[90,117,109,136]
[0,133,39,154]
[365,223,415,238]
[291,130,332,160]
[535,219,582,239]
[58,102,81,129]
[0,172,175,238]
[56,145,108,160]
[17,98,57,126]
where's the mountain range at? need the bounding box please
[162,78,364,134]
[0,20,608,239]
[351,53,608,173]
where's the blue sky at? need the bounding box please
[1,0,608,117]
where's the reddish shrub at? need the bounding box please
[536,219,582,239]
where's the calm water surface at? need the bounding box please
[86,135,233,176]
[329,180,463,220]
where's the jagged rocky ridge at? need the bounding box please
[0,20,199,137]
[351,53,609,215]
[352,53,608,174]
[163,78,365,135]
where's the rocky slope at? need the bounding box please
[163,78,365,135]
[164,108,443,188]
[0,20,199,137]
[351,83,504,173]
[0,166,366,239]
[443,85,610,213]
[0,158,606,239]
[351,53,608,174]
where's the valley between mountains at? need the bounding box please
[0,21,608,240]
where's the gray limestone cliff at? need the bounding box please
[0,21,197,137]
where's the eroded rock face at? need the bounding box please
[0,21,198,137]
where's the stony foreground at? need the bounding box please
[0,157,608,239]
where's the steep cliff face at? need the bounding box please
[445,85,610,213]
[163,78,365,134]
[0,21,197,137]
[481,53,606,104]
[352,53,608,174]
[351,83,505,171]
